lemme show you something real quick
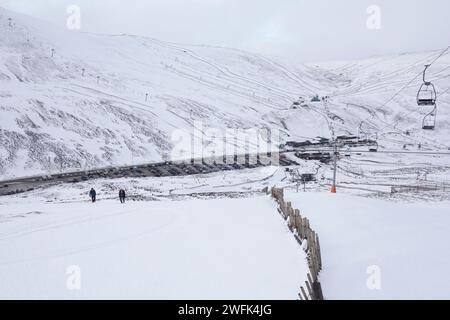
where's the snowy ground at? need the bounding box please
[1,6,450,300]
[0,188,308,299]
[284,190,450,300]
[1,164,450,299]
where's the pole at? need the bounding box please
[331,143,337,193]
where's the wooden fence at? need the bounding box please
[263,186,324,300]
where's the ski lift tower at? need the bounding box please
[331,142,339,193]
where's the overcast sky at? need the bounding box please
[1,0,449,62]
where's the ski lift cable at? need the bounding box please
[437,86,450,98]
[345,101,446,151]
[328,101,440,150]
[353,111,443,150]
[361,46,450,147]
[331,50,446,98]
[357,46,449,127]
[385,72,449,122]
[373,113,447,150]
[376,84,443,137]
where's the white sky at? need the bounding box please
[1,0,449,62]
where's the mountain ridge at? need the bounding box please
[0,7,449,179]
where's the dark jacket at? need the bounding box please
[89,189,96,198]
[119,190,126,198]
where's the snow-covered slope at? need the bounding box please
[0,190,308,299]
[0,7,449,179]
[285,191,450,300]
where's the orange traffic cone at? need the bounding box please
[331,185,337,193]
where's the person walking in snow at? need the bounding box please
[89,188,96,203]
[119,189,126,204]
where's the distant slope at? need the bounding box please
[0,7,449,179]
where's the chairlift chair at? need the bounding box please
[417,83,437,106]
[422,106,437,130]
[369,141,379,152]
[417,65,437,106]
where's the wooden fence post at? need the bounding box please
[316,234,322,270]
[300,286,309,300]
[305,278,314,300]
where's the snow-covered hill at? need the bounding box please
[0,186,308,299]
[1,168,449,299]
[0,7,449,179]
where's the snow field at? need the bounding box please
[284,191,450,299]
[0,194,309,299]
